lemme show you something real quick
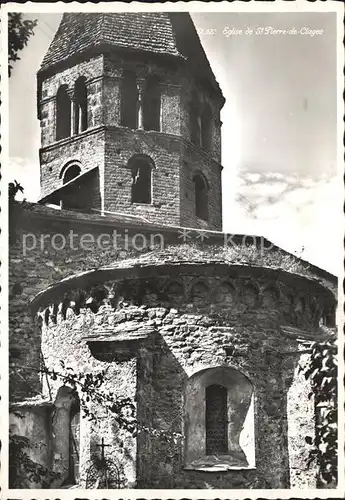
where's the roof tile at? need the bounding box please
[39,13,222,97]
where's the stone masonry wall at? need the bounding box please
[38,51,223,229]
[40,312,137,488]
[36,269,328,489]
[38,55,104,147]
[181,144,222,230]
[39,129,105,201]
[9,207,184,399]
[103,54,183,137]
[9,205,335,401]
[104,128,182,226]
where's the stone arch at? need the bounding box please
[293,294,305,314]
[184,366,254,470]
[120,70,138,129]
[52,386,80,486]
[293,294,307,327]
[163,280,185,304]
[193,171,209,221]
[280,289,294,323]
[117,279,139,304]
[61,163,81,185]
[56,85,71,140]
[129,154,155,204]
[261,285,280,308]
[241,281,259,308]
[73,76,88,134]
[214,281,236,306]
[190,280,209,303]
[143,75,161,131]
[59,159,82,179]
[139,279,160,306]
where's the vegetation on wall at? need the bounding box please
[302,334,338,486]
[10,332,339,488]
[9,431,60,488]
[9,361,134,488]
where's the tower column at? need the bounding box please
[137,79,146,130]
[71,99,76,135]
[67,89,76,136]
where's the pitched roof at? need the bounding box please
[38,12,223,97]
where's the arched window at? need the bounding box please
[193,172,209,221]
[62,164,81,184]
[206,384,228,455]
[189,92,201,146]
[201,103,213,151]
[143,76,161,131]
[184,367,255,470]
[120,70,138,129]
[59,163,82,210]
[74,77,88,134]
[129,155,154,204]
[56,85,71,140]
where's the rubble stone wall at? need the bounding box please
[36,270,327,488]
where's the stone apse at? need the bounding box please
[21,254,335,489]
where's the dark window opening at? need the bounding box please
[56,85,71,140]
[321,305,336,327]
[206,384,228,455]
[143,77,161,131]
[63,164,81,184]
[189,92,201,146]
[201,104,213,151]
[121,70,138,129]
[193,173,209,221]
[69,401,80,485]
[74,77,88,134]
[61,164,82,210]
[130,157,153,204]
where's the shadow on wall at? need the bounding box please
[135,334,260,489]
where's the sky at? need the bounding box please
[8,11,341,274]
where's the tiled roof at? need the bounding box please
[39,13,222,96]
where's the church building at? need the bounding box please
[9,12,337,490]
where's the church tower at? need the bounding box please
[37,13,225,230]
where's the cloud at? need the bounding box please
[224,171,340,274]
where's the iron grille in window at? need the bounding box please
[205,384,228,455]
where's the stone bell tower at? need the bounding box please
[37,13,225,230]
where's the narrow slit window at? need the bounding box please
[189,92,201,146]
[120,70,138,129]
[130,156,153,204]
[143,76,161,132]
[61,164,81,210]
[56,85,71,140]
[206,384,228,455]
[74,77,88,134]
[193,173,209,221]
[201,104,213,151]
